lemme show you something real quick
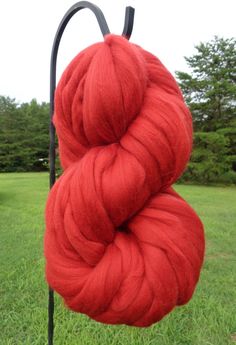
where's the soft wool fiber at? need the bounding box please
[44,34,205,327]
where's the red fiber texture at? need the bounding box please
[44,34,205,327]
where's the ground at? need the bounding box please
[0,172,236,345]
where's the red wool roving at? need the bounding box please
[44,34,205,327]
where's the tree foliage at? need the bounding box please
[176,36,236,132]
[0,96,49,172]
[181,132,236,184]
[176,36,236,184]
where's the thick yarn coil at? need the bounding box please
[44,34,205,327]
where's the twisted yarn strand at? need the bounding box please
[44,34,205,327]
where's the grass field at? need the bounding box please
[0,172,236,345]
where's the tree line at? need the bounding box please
[0,36,235,184]
[0,97,49,172]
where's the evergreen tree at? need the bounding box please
[176,36,236,131]
[0,96,49,172]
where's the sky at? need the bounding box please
[0,0,235,103]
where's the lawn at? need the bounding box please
[0,172,236,345]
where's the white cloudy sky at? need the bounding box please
[0,0,235,103]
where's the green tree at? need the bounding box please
[176,36,236,131]
[176,37,236,184]
[0,96,22,171]
[19,99,50,170]
[0,96,49,172]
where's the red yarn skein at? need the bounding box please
[44,34,205,327]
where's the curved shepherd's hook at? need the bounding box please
[48,2,135,344]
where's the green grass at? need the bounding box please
[0,172,236,345]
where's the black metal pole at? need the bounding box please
[48,2,135,344]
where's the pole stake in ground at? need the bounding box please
[48,2,135,344]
